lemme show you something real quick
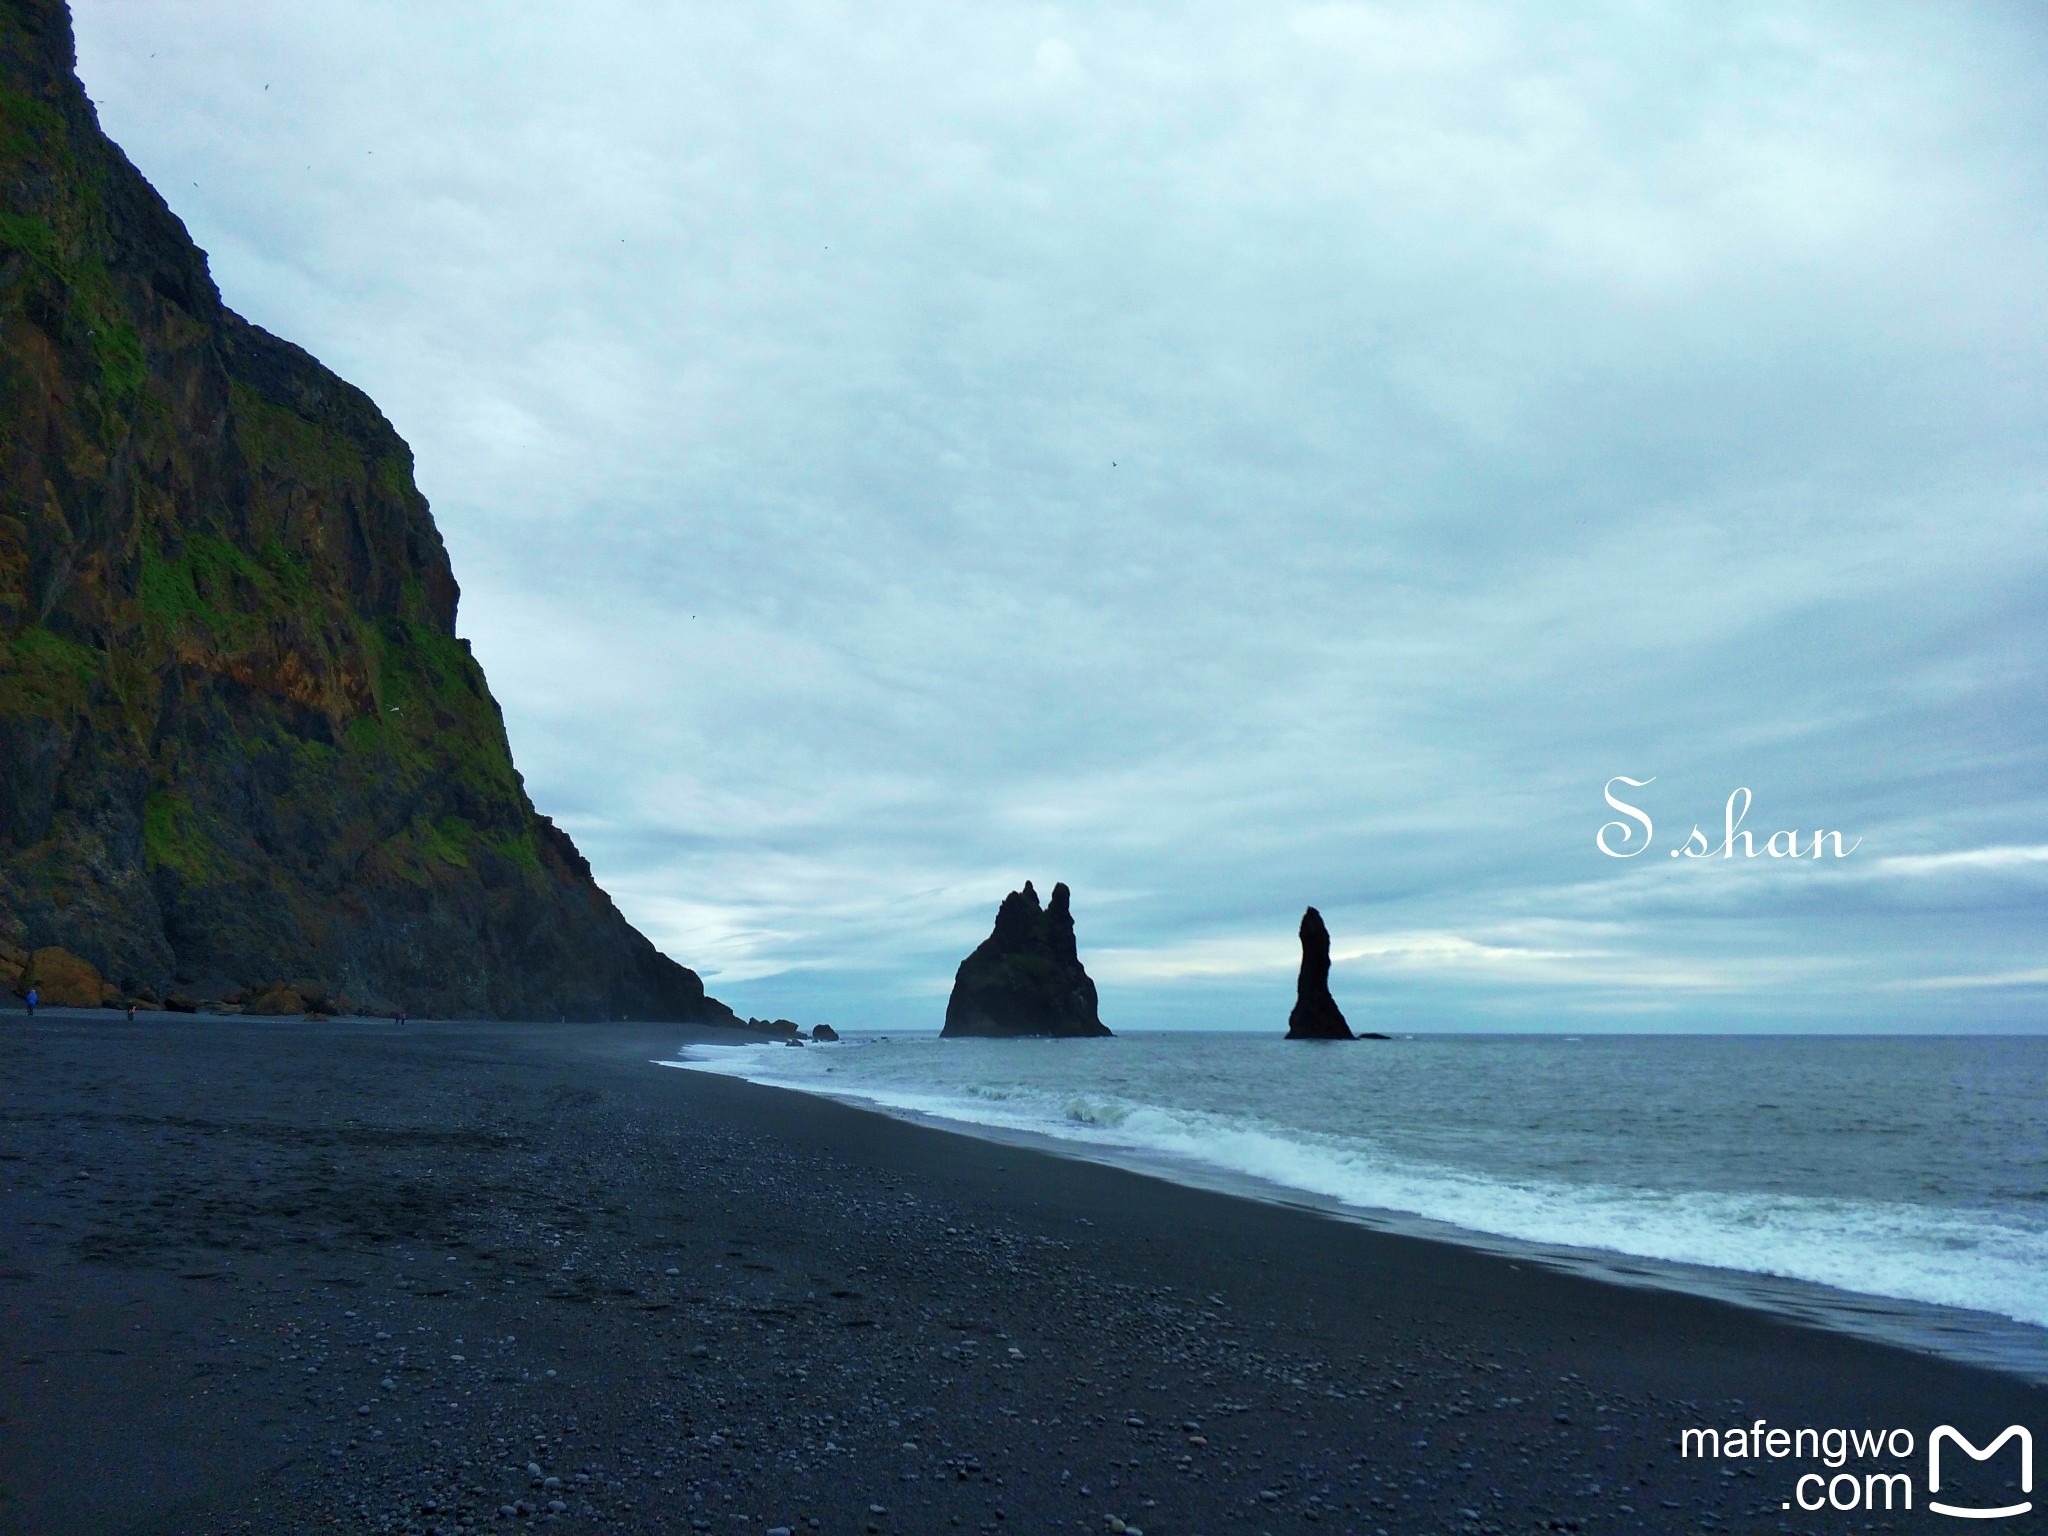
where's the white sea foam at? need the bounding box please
[666,1033,2048,1353]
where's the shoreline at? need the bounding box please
[669,1035,2048,1389]
[4,1012,2041,1534]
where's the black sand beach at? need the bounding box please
[2,1012,2039,1536]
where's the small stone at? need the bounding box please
[357,1405,372,1416]
[380,1377,397,1391]
[666,1266,681,1275]
[768,1529,792,1536]
[547,1499,567,1513]
[542,1476,562,1491]
[1124,1415,1145,1428]
[527,1462,543,1478]
[499,1505,516,1519]
[869,1504,887,1514]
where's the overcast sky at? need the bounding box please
[72,1,2048,1031]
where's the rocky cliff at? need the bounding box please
[1285,907,1353,1039]
[0,0,734,1021]
[942,881,1111,1038]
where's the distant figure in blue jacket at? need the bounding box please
[24,987,37,1017]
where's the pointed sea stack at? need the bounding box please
[942,881,1112,1038]
[1286,906,1355,1039]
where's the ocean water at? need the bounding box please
[666,1032,2048,1380]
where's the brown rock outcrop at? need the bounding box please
[21,944,102,1007]
[246,984,306,1017]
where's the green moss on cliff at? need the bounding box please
[142,789,228,885]
[374,453,415,502]
[139,533,270,644]
[0,209,60,277]
[88,303,144,397]
[0,623,97,715]
[0,194,145,407]
[484,828,542,874]
[425,815,474,868]
[376,812,479,887]
[138,532,327,655]
[258,539,315,608]
[0,80,65,167]
[231,380,375,491]
[372,615,524,805]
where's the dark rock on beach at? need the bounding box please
[810,1022,840,1041]
[942,880,1111,1037]
[1285,906,1354,1039]
[0,1,733,1024]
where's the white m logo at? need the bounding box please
[1929,1425,2032,1520]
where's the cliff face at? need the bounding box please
[0,0,732,1020]
[942,881,1111,1038]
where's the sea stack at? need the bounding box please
[1286,906,1355,1040]
[942,881,1112,1038]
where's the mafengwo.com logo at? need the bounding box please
[1680,1420,2032,1518]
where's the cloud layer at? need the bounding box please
[72,0,2048,1029]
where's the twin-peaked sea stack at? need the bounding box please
[1286,906,1355,1040]
[942,881,1112,1038]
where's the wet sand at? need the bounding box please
[1,1010,2039,1535]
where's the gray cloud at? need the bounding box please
[73,0,2048,1029]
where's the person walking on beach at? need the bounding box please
[126,1002,137,1022]
[24,987,36,1017]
